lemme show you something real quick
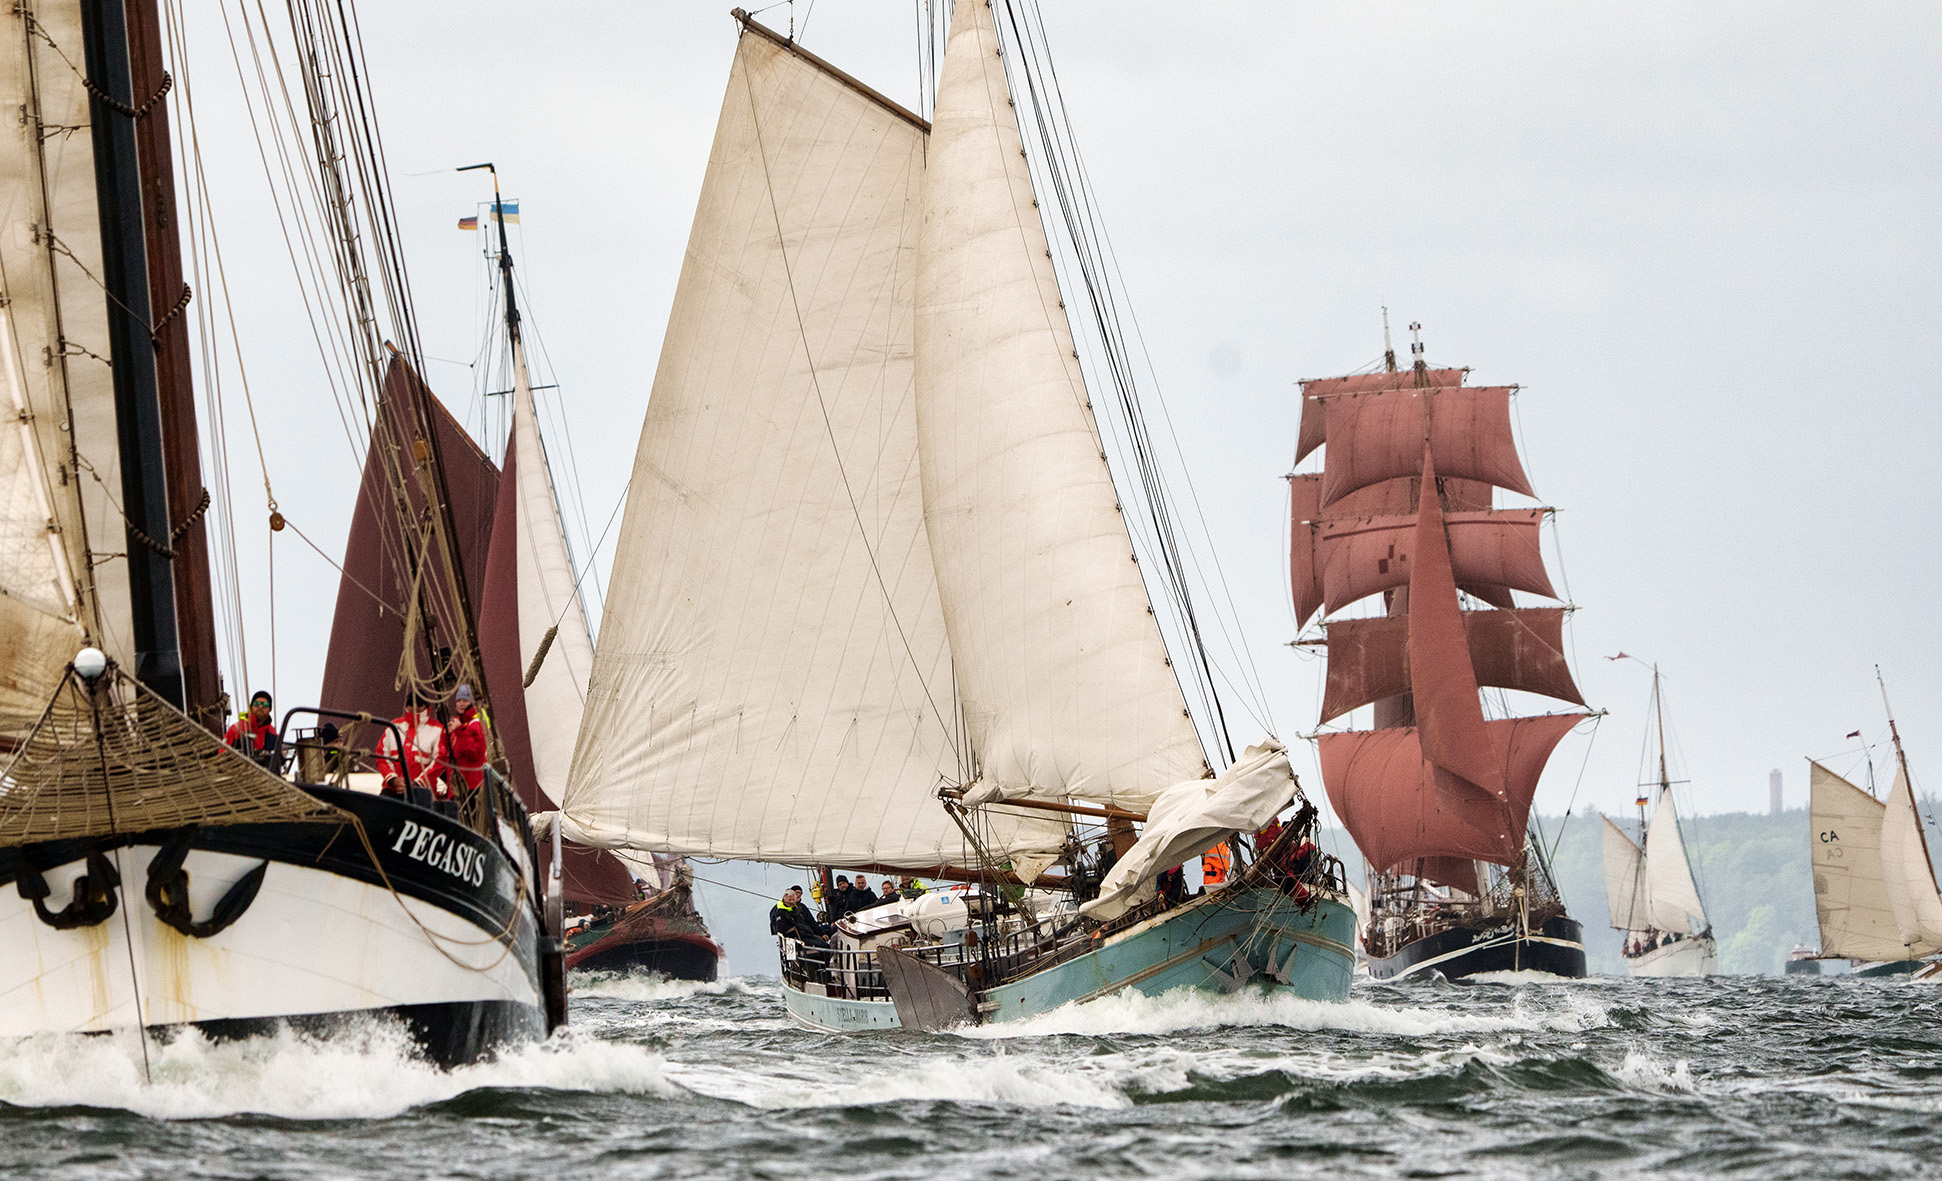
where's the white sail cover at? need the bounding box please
[1601,815,1649,932]
[1643,786,1706,934]
[1809,761,1910,961]
[913,0,1204,812]
[1879,766,1942,955]
[562,29,1057,865]
[1078,742,1298,922]
[0,5,134,728]
[507,341,595,799]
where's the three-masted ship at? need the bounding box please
[1808,676,1942,980]
[548,2,1357,1031]
[1600,663,1716,976]
[0,0,557,1065]
[1290,329,1590,981]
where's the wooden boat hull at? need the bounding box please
[1624,934,1716,978]
[1366,914,1587,982]
[781,885,1356,1031]
[567,919,722,982]
[1852,958,1925,978]
[0,787,546,1067]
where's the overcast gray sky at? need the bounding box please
[178,1,1941,825]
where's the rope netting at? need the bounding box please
[0,666,343,847]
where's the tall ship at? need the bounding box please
[1808,674,1942,979]
[1599,661,1716,976]
[0,0,560,1064]
[548,1,1357,1032]
[321,175,720,982]
[1290,326,1591,981]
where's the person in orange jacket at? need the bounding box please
[224,689,281,768]
[447,683,489,791]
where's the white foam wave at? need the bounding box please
[1611,1048,1696,1093]
[666,1052,1130,1111]
[570,972,758,1003]
[1462,969,1617,987]
[0,1022,675,1121]
[953,984,1610,1040]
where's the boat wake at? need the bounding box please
[951,982,1612,1041]
[569,971,756,1003]
[0,1023,674,1121]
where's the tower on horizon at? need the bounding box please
[1770,768,1783,815]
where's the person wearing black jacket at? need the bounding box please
[769,886,830,945]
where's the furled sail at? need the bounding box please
[0,4,137,726]
[912,0,1204,811]
[1808,761,1909,962]
[1879,766,1942,954]
[1601,816,1649,932]
[1643,787,1706,934]
[321,356,500,720]
[561,23,1057,865]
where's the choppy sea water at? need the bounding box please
[1,972,1937,1179]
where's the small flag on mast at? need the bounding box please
[457,215,478,231]
[1847,730,1862,739]
[457,202,520,231]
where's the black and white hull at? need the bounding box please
[0,787,547,1066]
[1367,914,1587,982]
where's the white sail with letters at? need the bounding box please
[1809,761,1909,962]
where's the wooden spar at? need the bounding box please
[837,861,1071,892]
[982,797,1147,824]
[731,8,929,132]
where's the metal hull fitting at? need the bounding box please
[1623,935,1717,978]
[781,886,1357,1032]
[0,788,546,1067]
[1366,915,1587,982]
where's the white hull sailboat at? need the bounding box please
[549,3,1355,1031]
[1600,663,1715,978]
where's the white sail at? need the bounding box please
[913,0,1204,812]
[1643,786,1706,934]
[562,29,1056,865]
[1601,815,1649,932]
[1879,765,1942,955]
[0,5,135,724]
[1809,761,1910,961]
[506,339,595,800]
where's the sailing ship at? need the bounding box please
[1599,664,1716,976]
[1290,326,1591,981]
[0,0,557,1065]
[322,176,721,982]
[549,2,1357,1032]
[1808,675,1942,979]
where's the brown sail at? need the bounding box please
[1320,608,1582,722]
[320,356,499,720]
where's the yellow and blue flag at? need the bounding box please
[457,203,520,231]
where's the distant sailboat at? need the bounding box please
[1600,663,1715,976]
[1809,674,1942,979]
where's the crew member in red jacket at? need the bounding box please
[224,690,281,767]
[448,683,489,791]
[376,692,449,799]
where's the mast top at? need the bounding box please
[1408,321,1428,386]
[459,162,521,349]
[1382,307,1397,373]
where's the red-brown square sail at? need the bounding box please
[1319,387,1533,508]
[1319,608,1584,722]
[1295,369,1467,462]
[1315,508,1555,615]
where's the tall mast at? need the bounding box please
[459,162,522,353]
[1382,308,1396,373]
[1878,665,1912,788]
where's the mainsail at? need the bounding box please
[1642,786,1706,933]
[1879,766,1942,954]
[1299,363,1588,877]
[1809,760,1911,961]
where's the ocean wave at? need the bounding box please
[569,971,759,1003]
[665,1052,1131,1111]
[0,1022,674,1121]
[951,983,1611,1040]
